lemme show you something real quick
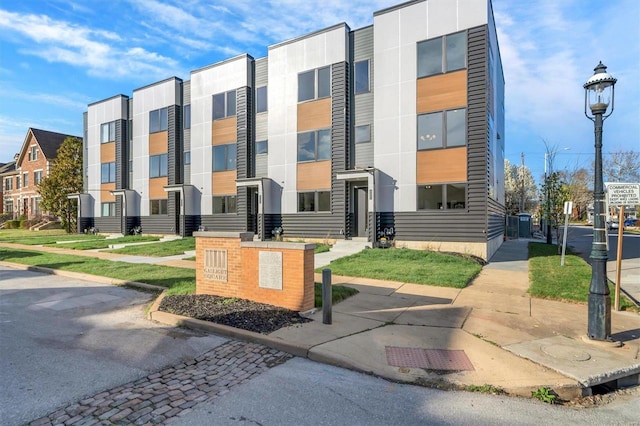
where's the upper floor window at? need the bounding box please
[184,151,191,165]
[256,140,268,155]
[184,105,191,129]
[297,129,331,162]
[101,162,116,183]
[355,125,371,144]
[298,66,330,102]
[212,143,237,171]
[417,109,466,150]
[28,146,39,161]
[213,90,236,120]
[150,154,168,178]
[417,31,466,78]
[34,170,43,185]
[16,175,20,189]
[149,107,168,133]
[23,172,28,188]
[256,86,267,113]
[101,121,117,143]
[354,60,370,94]
[4,177,13,190]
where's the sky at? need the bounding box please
[0,0,638,184]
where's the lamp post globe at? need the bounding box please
[584,61,616,341]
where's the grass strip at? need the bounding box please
[528,242,635,310]
[0,232,105,245]
[105,237,195,256]
[0,247,195,294]
[44,235,161,250]
[319,248,482,288]
[314,283,359,307]
[314,244,332,254]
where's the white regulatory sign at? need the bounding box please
[564,201,573,215]
[605,183,640,207]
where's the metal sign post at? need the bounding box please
[561,201,573,266]
[605,183,640,311]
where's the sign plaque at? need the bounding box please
[204,249,228,282]
[259,251,283,290]
[606,183,640,207]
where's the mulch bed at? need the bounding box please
[158,295,311,334]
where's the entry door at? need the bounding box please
[355,187,368,237]
[248,188,258,234]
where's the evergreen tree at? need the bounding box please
[38,137,83,232]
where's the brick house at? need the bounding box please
[3,128,81,220]
[0,160,17,216]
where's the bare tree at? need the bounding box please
[559,167,592,220]
[603,150,640,183]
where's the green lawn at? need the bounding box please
[44,235,161,250]
[528,242,635,310]
[0,247,195,294]
[319,248,482,288]
[105,237,195,256]
[314,244,332,254]
[0,229,105,245]
[314,282,358,307]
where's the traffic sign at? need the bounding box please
[605,183,640,207]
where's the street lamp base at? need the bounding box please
[580,335,622,348]
[587,293,611,341]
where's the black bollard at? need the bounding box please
[322,268,332,324]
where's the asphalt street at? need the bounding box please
[0,266,226,426]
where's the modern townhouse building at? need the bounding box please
[79,0,505,259]
[1,128,80,220]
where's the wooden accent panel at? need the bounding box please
[417,70,467,114]
[212,117,237,145]
[101,183,115,202]
[100,143,115,163]
[149,177,168,199]
[297,98,331,132]
[149,131,168,155]
[297,161,331,190]
[416,147,467,184]
[212,170,237,195]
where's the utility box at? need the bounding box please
[518,213,532,239]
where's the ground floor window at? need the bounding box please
[32,197,42,216]
[212,195,236,214]
[417,183,466,210]
[150,199,168,215]
[101,202,116,217]
[298,191,330,212]
[4,200,13,215]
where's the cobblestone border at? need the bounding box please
[29,341,292,425]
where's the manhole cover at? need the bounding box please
[385,346,474,371]
[541,344,591,361]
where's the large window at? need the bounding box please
[4,177,12,191]
[101,121,117,143]
[256,86,267,113]
[212,195,237,214]
[213,90,236,120]
[16,175,20,189]
[417,183,466,210]
[297,129,331,162]
[417,31,466,78]
[354,60,370,94]
[355,125,371,144]
[212,143,237,171]
[184,105,191,129]
[150,199,168,215]
[23,172,29,188]
[256,140,268,155]
[417,109,466,150]
[4,200,13,215]
[150,154,168,178]
[149,107,168,133]
[101,202,116,217]
[298,66,331,102]
[298,191,330,212]
[34,170,43,185]
[101,162,116,183]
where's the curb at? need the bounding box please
[0,261,166,293]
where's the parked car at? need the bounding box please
[607,221,619,231]
[624,218,639,227]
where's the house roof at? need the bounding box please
[17,128,81,165]
[0,161,16,176]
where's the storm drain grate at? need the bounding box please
[385,346,474,371]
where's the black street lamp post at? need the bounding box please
[584,61,616,341]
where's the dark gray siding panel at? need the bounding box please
[83,112,88,193]
[331,62,348,236]
[281,214,344,239]
[255,59,268,86]
[263,214,282,240]
[141,215,175,234]
[236,87,251,180]
[183,215,200,236]
[487,198,505,239]
[394,212,487,242]
[201,215,246,232]
[79,217,93,233]
[94,217,120,233]
[115,119,128,190]
[168,105,182,185]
